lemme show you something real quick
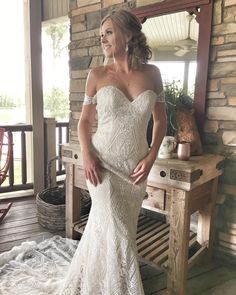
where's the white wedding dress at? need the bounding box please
[60,85,165,295]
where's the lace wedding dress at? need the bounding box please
[60,85,165,295]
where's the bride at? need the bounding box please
[60,8,167,295]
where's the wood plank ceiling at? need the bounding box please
[142,11,199,59]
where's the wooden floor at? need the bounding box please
[0,196,236,295]
[0,196,65,253]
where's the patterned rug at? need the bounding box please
[0,236,78,295]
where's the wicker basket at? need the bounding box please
[36,186,91,231]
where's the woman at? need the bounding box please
[60,9,167,295]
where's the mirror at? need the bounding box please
[133,0,214,133]
[142,11,199,96]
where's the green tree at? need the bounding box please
[44,87,69,120]
[45,23,68,69]
[43,22,69,120]
[0,94,16,107]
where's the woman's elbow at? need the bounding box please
[78,118,90,134]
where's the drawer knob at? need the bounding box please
[160,171,166,177]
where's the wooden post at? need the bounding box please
[197,178,218,255]
[28,0,45,195]
[44,118,57,187]
[167,188,190,295]
[65,163,81,239]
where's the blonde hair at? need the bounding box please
[101,9,152,69]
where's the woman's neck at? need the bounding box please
[112,55,131,74]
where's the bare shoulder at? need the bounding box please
[88,66,106,82]
[143,63,161,76]
[86,66,108,96]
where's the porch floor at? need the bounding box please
[0,196,236,295]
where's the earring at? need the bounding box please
[125,43,129,52]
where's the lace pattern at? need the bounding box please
[60,85,163,295]
[155,89,165,103]
[0,236,79,295]
[83,94,97,105]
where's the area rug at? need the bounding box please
[0,236,79,295]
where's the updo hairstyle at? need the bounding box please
[101,9,152,69]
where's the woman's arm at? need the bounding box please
[148,102,167,162]
[149,65,167,162]
[78,69,102,186]
[130,66,167,184]
[130,102,167,184]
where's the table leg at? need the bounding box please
[197,178,218,255]
[167,188,190,295]
[65,163,81,239]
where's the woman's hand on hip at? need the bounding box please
[82,150,102,186]
[130,155,155,185]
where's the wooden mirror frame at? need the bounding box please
[133,0,214,133]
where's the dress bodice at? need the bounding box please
[91,86,164,182]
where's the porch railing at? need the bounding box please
[0,121,69,193]
[56,122,69,176]
[0,124,33,193]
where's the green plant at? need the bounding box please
[164,81,193,136]
[44,87,69,120]
[0,93,17,107]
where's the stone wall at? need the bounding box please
[68,0,236,259]
[68,0,135,143]
[205,0,236,259]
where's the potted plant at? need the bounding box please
[164,81,202,155]
[147,81,202,156]
[164,81,193,136]
[146,81,193,145]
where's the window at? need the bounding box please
[152,61,185,88]
[42,19,70,122]
[0,0,26,124]
[188,61,197,96]
[0,0,34,187]
[150,61,196,96]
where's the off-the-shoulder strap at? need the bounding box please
[155,89,165,103]
[83,93,97,105]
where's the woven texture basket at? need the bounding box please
[36,186,91,231]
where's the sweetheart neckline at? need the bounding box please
[96,85,160,104]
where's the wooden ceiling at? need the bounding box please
[142,11,199,59]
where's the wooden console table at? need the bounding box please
[62,143,224,295]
